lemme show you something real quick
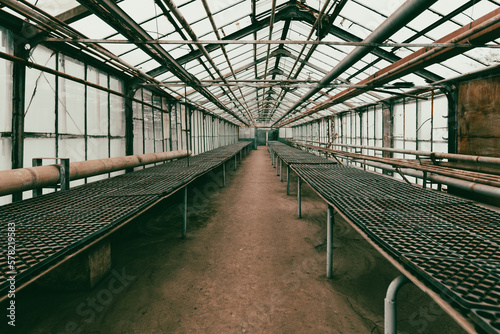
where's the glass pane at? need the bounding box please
[25,70,56,133]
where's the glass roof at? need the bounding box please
[6,0,500,127]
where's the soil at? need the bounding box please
[7,146,466,334]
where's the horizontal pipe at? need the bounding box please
[43,38,499,48]
[291,139,500,165]
[345,158,500,200]
[0,150,190,197]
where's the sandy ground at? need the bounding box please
[7,146,466,333]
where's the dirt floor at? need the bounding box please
[7,146,467,333]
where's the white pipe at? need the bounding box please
[385,275,410,334]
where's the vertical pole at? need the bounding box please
[234,155,237,171]
[280,159,283,182]
[276,157,279,176]
[185,105,190,167]
[222,162,226,187]
[297,177,302,219]
[12,42,28,202]
[327,205,334,278]
[59,158,70,191]
[182,186,188,239]
[443,85,458,154]
[32,158,43,198]
[286,166,290,195]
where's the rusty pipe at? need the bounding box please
[0,150,190,197]
[291,139,500,165]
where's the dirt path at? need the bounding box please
[14,146,465,334]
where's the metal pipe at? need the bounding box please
[0,150,190,197]
[291,139,500,165]
[182,186,188,239]
[385,275,410,334]
[345,158,500,200]
[273,0,437,126]
[298,177,302,219]
[327,205,334,278]
[234,155,237,171]
[42,38,500,48]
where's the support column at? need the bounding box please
[442,85,459,154]
[382,101,394,176]
[234,155,237,171]
[286,166,290,195]
[124,83,136,173]
[11,42,28,202]
[276,157,280,176]
[182,186,188,239]
[327,205,334,278]
[297,177,302,219]
[384,275,410,334]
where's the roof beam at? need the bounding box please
[75,0,247,125]
[272,0,439,126]
[280,7,500,126]
[201,0,255,124]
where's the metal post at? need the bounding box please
[234,155,237,171]
[240,149,242,162]
[384,275,410,334]
[286,166,290,195]
[222,162,226,187]
[59,158,70,191]
[182,186,188,239]
[277,157,279,176]
[297,177,302,219]
[327,205,334,278]
[280,159,283,182]
[32,158,43,198]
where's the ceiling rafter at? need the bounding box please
[200,0,255,125]
[74,0,248,125]
[279,6,500,127]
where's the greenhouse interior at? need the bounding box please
[0,0,500,333]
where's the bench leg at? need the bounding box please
[182,186,188,239]
[286,166,290,195]
[234,155,237,171]
[327,205,334,278]
[280,159,283,182]
[384,275,410,334]
[298,177,302,219]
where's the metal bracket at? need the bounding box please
[32,157,70,197]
